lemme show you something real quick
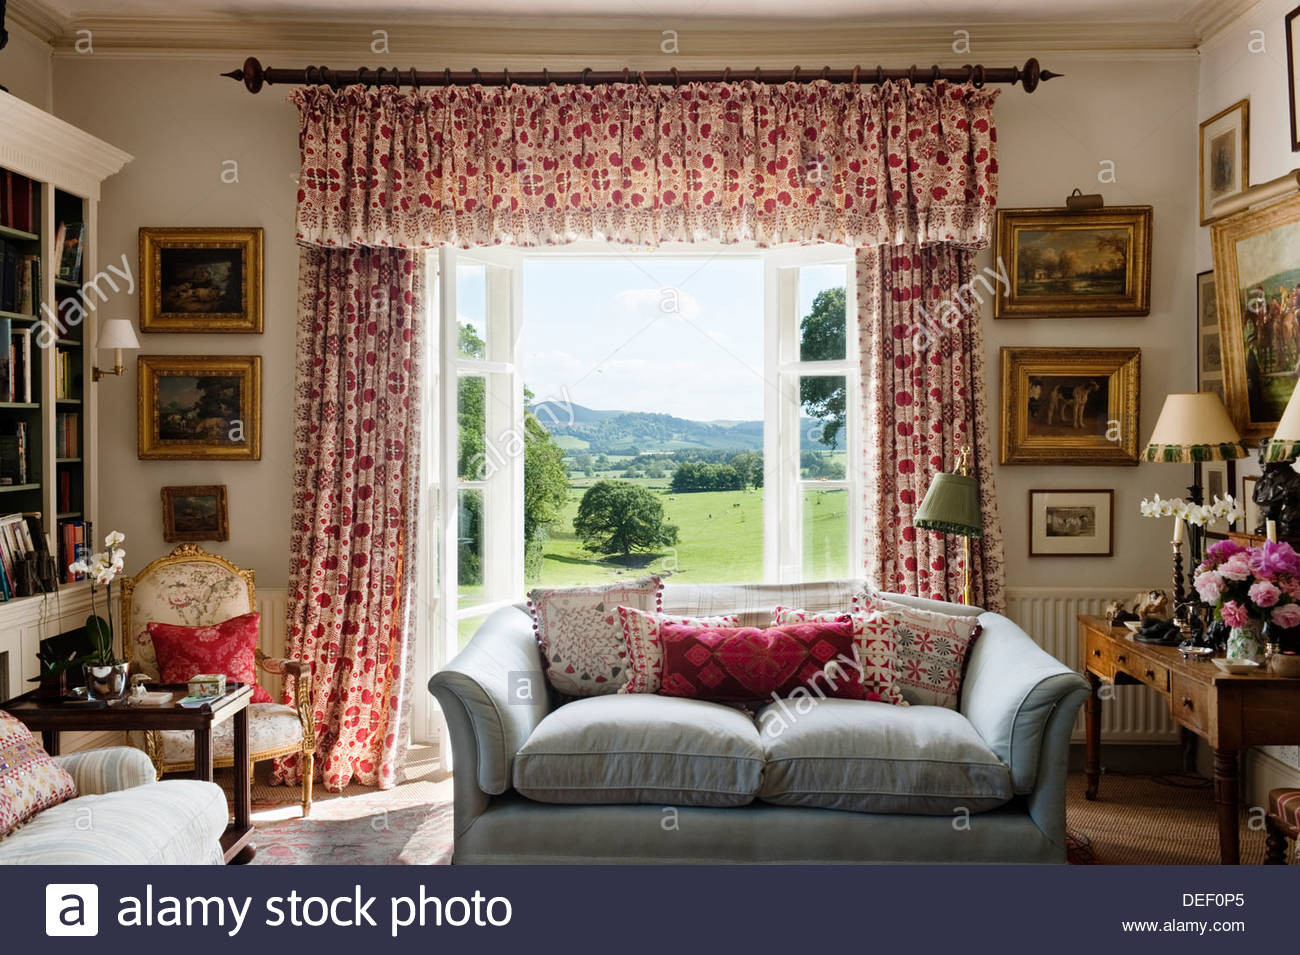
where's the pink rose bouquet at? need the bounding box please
[1193,539,1300,629]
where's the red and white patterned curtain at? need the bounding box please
[857,244,1006,612]
[276,247,423,791]
[292,80,999,249]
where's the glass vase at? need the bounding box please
[1226,620,1266,664]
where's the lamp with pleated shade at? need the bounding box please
[913,446,982,606]
[1141,392,1249,463]
[1265,385,1300,463]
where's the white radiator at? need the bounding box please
[1004,587,1177,743]
[255,587,290,699]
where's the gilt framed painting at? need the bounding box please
[1199,99,1249,225]
[993,207,1152,318]
[139,227,263,333]
[1210,192,1300,443]
[999,347,1141,465]
[161,485,229,543]
[138,355,262,460]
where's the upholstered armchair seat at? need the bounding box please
[120,544,315,815]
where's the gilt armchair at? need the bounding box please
[119,544,315,815]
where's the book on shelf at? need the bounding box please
[0,421,28,486]
[0,239,16,313]
[15,254,39,316]
[57,221,84,284]
[0,510,38,601]
[54,347,78,400]
[0,172,36,234]
[10,328,31,403]
[56,412,79,458]
[58,517,91,585]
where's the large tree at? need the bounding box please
[523,395,571,577]
[574,480,678,559]
[798,286,847,448]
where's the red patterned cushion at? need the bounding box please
[861,595,982,708]
[658,621,867,703]
[773,607,908,706]
[617,606,742,695]
[147,612,272,703]
[0,710,76,836]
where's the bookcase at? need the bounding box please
[0,89,131,703]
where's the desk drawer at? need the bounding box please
[1113,647,1169,693]
[1171,674,1210,735]
[1083,628,1112,676]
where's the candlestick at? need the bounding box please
[1172,540,1186,605]
[1173,516,1184,545]
[1267,519,1278,543]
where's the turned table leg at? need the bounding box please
[1213,748,1240,865]
[1264,818,1289,865]
[1085,670,1102,801]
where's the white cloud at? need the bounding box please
[613,286,702,320]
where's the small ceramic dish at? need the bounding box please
[1213,658,1261,675]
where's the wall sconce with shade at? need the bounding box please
[1141,392,1248,601]
[913,446,983,606]
[91,319,140,382]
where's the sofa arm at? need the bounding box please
[962,612,1089,795]
[54,747,158,795]
[428,604,550,797]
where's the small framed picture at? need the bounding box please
[1199,99,1249,225]
[137,355,262,460]
[1243,475,1261,535]
[139,227,263,333]
[1196,270,1222,400]
[1029,490,1114,557]
[161,485,229,543]
[1288,6,1300,151]
[1200,459,1237,539]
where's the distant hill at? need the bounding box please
[529,400,835,454]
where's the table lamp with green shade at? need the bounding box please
[913,446,983,606]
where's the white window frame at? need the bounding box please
[420,243,861,718]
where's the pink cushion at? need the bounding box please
[0,710,76,836]
[147,612,272,703]
[860,595,982,708]
[617,606,742,694]
[528,577,662,696]
[772,606,908,706]
[658,621,867,703]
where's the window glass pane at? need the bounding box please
[457,261,488,359]
[803,487,849,580]
[800,374,847,480]
[457,611,490,653]
[457,488,484,603]
[797,264,847,362]
[458,375,486,481]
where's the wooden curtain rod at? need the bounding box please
[222,56,1059,94]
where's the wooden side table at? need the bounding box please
[1079,615,1300,865]
[0,683,255,863]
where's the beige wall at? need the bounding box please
[0,20,53,110]
[50,49,1197,594]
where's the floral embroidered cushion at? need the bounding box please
[657,620,867,703]
[859,595,982,708]
[529,578,662,696]
[147,612,272,703]
[616,606,742,695]
[772,606,908,706]
[0,710,77,837]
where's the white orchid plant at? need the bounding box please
[1140,493,1244,529]
[68,531,127,667]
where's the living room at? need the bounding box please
[2,0,1300,917]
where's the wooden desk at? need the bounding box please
[1,683,255,864]
[1079,615,1300,865]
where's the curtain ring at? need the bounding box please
[503,67,512,87]
[851,65,860,85]
[722,67,730,83]
[670,67,680,87]
[790,65,800,83]
[622,67,630,83]
[583,67,593,85]
[408,68,417,88]
[875,65,884,84]
[321,67,336,89]
[907,64,917,83]
[821,65,831,81]
[357,67,370,87]
[931,65,942,83]
[444,68,453,86]
[754,65,762,83]
[971,64,985,88]
[542,67,550,84]
[639,70,648,86]
[471,67,482,85]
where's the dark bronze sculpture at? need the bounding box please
[1253,443,1300,537]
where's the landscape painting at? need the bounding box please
[1000,347,1140,465]
[1029,490,1113,556]
[1211,193,1300,441]
[994,207,1152,318]
[139,227,263,333]
[161,485,229,543]
[138,355,261,460]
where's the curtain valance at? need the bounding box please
[292,80,999,250]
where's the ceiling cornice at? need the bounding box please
[1181,0,1262,44]
[7,0,70,43]
[29,14,1210,62]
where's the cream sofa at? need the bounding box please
[429,584,1089,864]
[0,746,229,865]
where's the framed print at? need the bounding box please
[1196,270,1224,401]
[1199,459,1237,539]
[138,355,262,460]
[1210,192,1300,442]
[999,347,1141,466]
[139,227,263,333]
[161,485,229,543]
[993,206,1152,318]
[1199,99,1249,225]
[1028,490,1114,557]
[1243,474,1261,534]
[1288,7,1300,151]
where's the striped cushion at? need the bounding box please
[0,780,227,865]
[1268,788,1300,836]
[53,747,157,795]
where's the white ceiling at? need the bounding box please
[26,0,1235,23]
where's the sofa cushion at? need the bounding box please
[861,595,982,708]
[513,695,763,807]
[772,607,907,706]
[528,577,661,696]
[0,711,76,837]
[756,697,1012,815]
[617,607,741,694]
